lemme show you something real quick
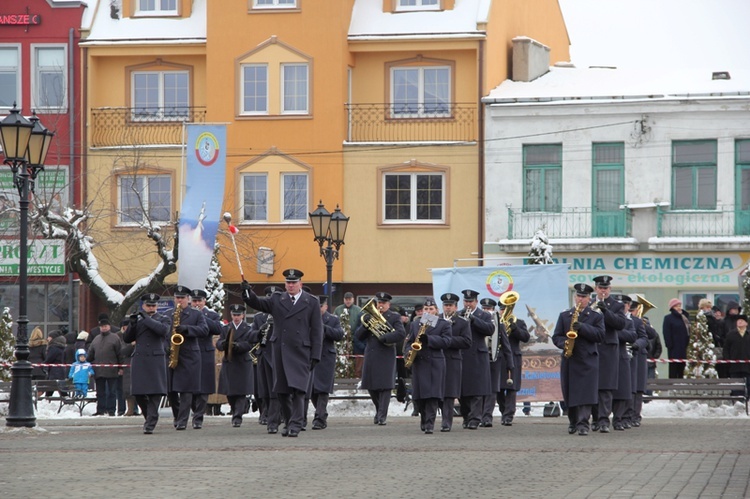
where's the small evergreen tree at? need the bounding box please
[741,264,750,317]
[684,311,718,379]
[528,227,554,265]
[205,242,225,317]
[0,308,15,382]
[334,308,355,379]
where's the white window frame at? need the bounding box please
[0,44,21,110]
[131,70,190,121]
[31,44,67,112]
[390,65,450,118]
[382,171,445,224]
[281,63,309,115]
[135,0,178,16]
[117,174,172,226]
[396,0,440,12]
[254,0,298,9]
[241,173,269,223]
[280,172,308,223]
[240,63,269,115]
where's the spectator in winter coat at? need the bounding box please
[662,298,690,379]
[44,334,69,396]
[88,318,123,416]
[28,326,48,381]
[723,314,750,399]
[68,349,95,398]
[723,301,742,338]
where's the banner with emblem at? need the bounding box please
[179,124,227,290]
[431,264,569,403]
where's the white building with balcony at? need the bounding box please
[482,41,750,313]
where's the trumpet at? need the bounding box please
[360,298,395,339]
[168,306,184,369]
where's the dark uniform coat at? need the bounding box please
[552,305,604,407]
[501,319,530,392]
[243,290,323,393]
[354,308,406,391]
[630,315,650,393]
[595,296,627,390]
[123,312,171,395]
[250,312,274,399]
[311,311,344,394]
[458,307,494,397]
[490,315,514,392]
[216,320,255,396]
[441,314,472,398]
[167,306,209,393]
[614,317,637,400]
[197,307,223,394]
[404,317,452,400]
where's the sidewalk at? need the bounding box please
[1,410,749,498]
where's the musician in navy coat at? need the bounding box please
[496,294,530,426]
[309,296,344,430]
[590,275,627,433]
[552,283,604,435]
[217,304,255,427]
[251,285,282,433]
[354,291,407,425]
[625,298,651,428]
[439,293,472,432]
[166,285,209,430]
[404,299,452,434]
[458,289,495,430]
[611,295,638,430]
[241,269,323,437]
[189,288,223,429]
[123,293,171,434]
[479,297,513,428]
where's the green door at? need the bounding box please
[592,144,625,237]
[735,164,750,235]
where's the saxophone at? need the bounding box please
[563,302,584,359]
[404,320,429,369]
[168,305,184,369]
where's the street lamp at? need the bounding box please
[1,105,54,428]
[308,200,349,308]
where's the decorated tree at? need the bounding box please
[684,311,718,379]
[528,227,554,265]
[741,265,750,316]
[205,242,226,317]
[0,308,14,382]
[335,309,355,379]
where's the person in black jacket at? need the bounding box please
[723,314,750,399]
[662,298,690,379]
[645,315,662,395]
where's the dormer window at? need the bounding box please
[397,0,440,11]
[136,0,178,16]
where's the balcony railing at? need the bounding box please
[90,107,207,147]
[657,205,750,237]
[507,207,633,239]
[345,103,476,142]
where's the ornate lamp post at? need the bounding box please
[308,201,349,308]
[1,106,54,428]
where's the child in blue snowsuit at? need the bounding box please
[68,348,95,398]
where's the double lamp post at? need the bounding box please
[308,201,349,308]
[1,105,54,428]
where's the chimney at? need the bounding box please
[512,37,550,82]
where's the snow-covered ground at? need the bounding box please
[5,393,748,422]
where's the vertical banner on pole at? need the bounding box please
[431,264,569,402]
[179,124,227,290]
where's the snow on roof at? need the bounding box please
[349,0,491,40]
[485,66,750,104]
[82,0,206,45]
[559,0,750,70]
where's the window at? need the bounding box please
[282,64,308,114]
[391,66,450,117]
[33,46,66,111]
[0,46,19,109]
[736,140,750,210]
[242,174,268,222]
[523,144,562,212]
[672,140,717,210]
[254,0,297,8]
[397,0,440,11]
[383,172,444,223]
[241,64,268,114]
[137,0,178,15]
[282,173,308,221]
[118,175,171,225]
[132,71,189,120]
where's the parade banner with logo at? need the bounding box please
[431,264,569,402]
[179,124,226,290]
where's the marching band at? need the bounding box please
[125,272,657,436]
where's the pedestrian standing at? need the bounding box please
[88,316,123,416]
[663,298,690,379]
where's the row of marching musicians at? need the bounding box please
[356,288,529,434]
[553,276,657,436]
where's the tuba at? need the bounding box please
[633,294,656,319]
[359,298,395,339]
[168,306,184,369]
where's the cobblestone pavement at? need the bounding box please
[1,414,748,498]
